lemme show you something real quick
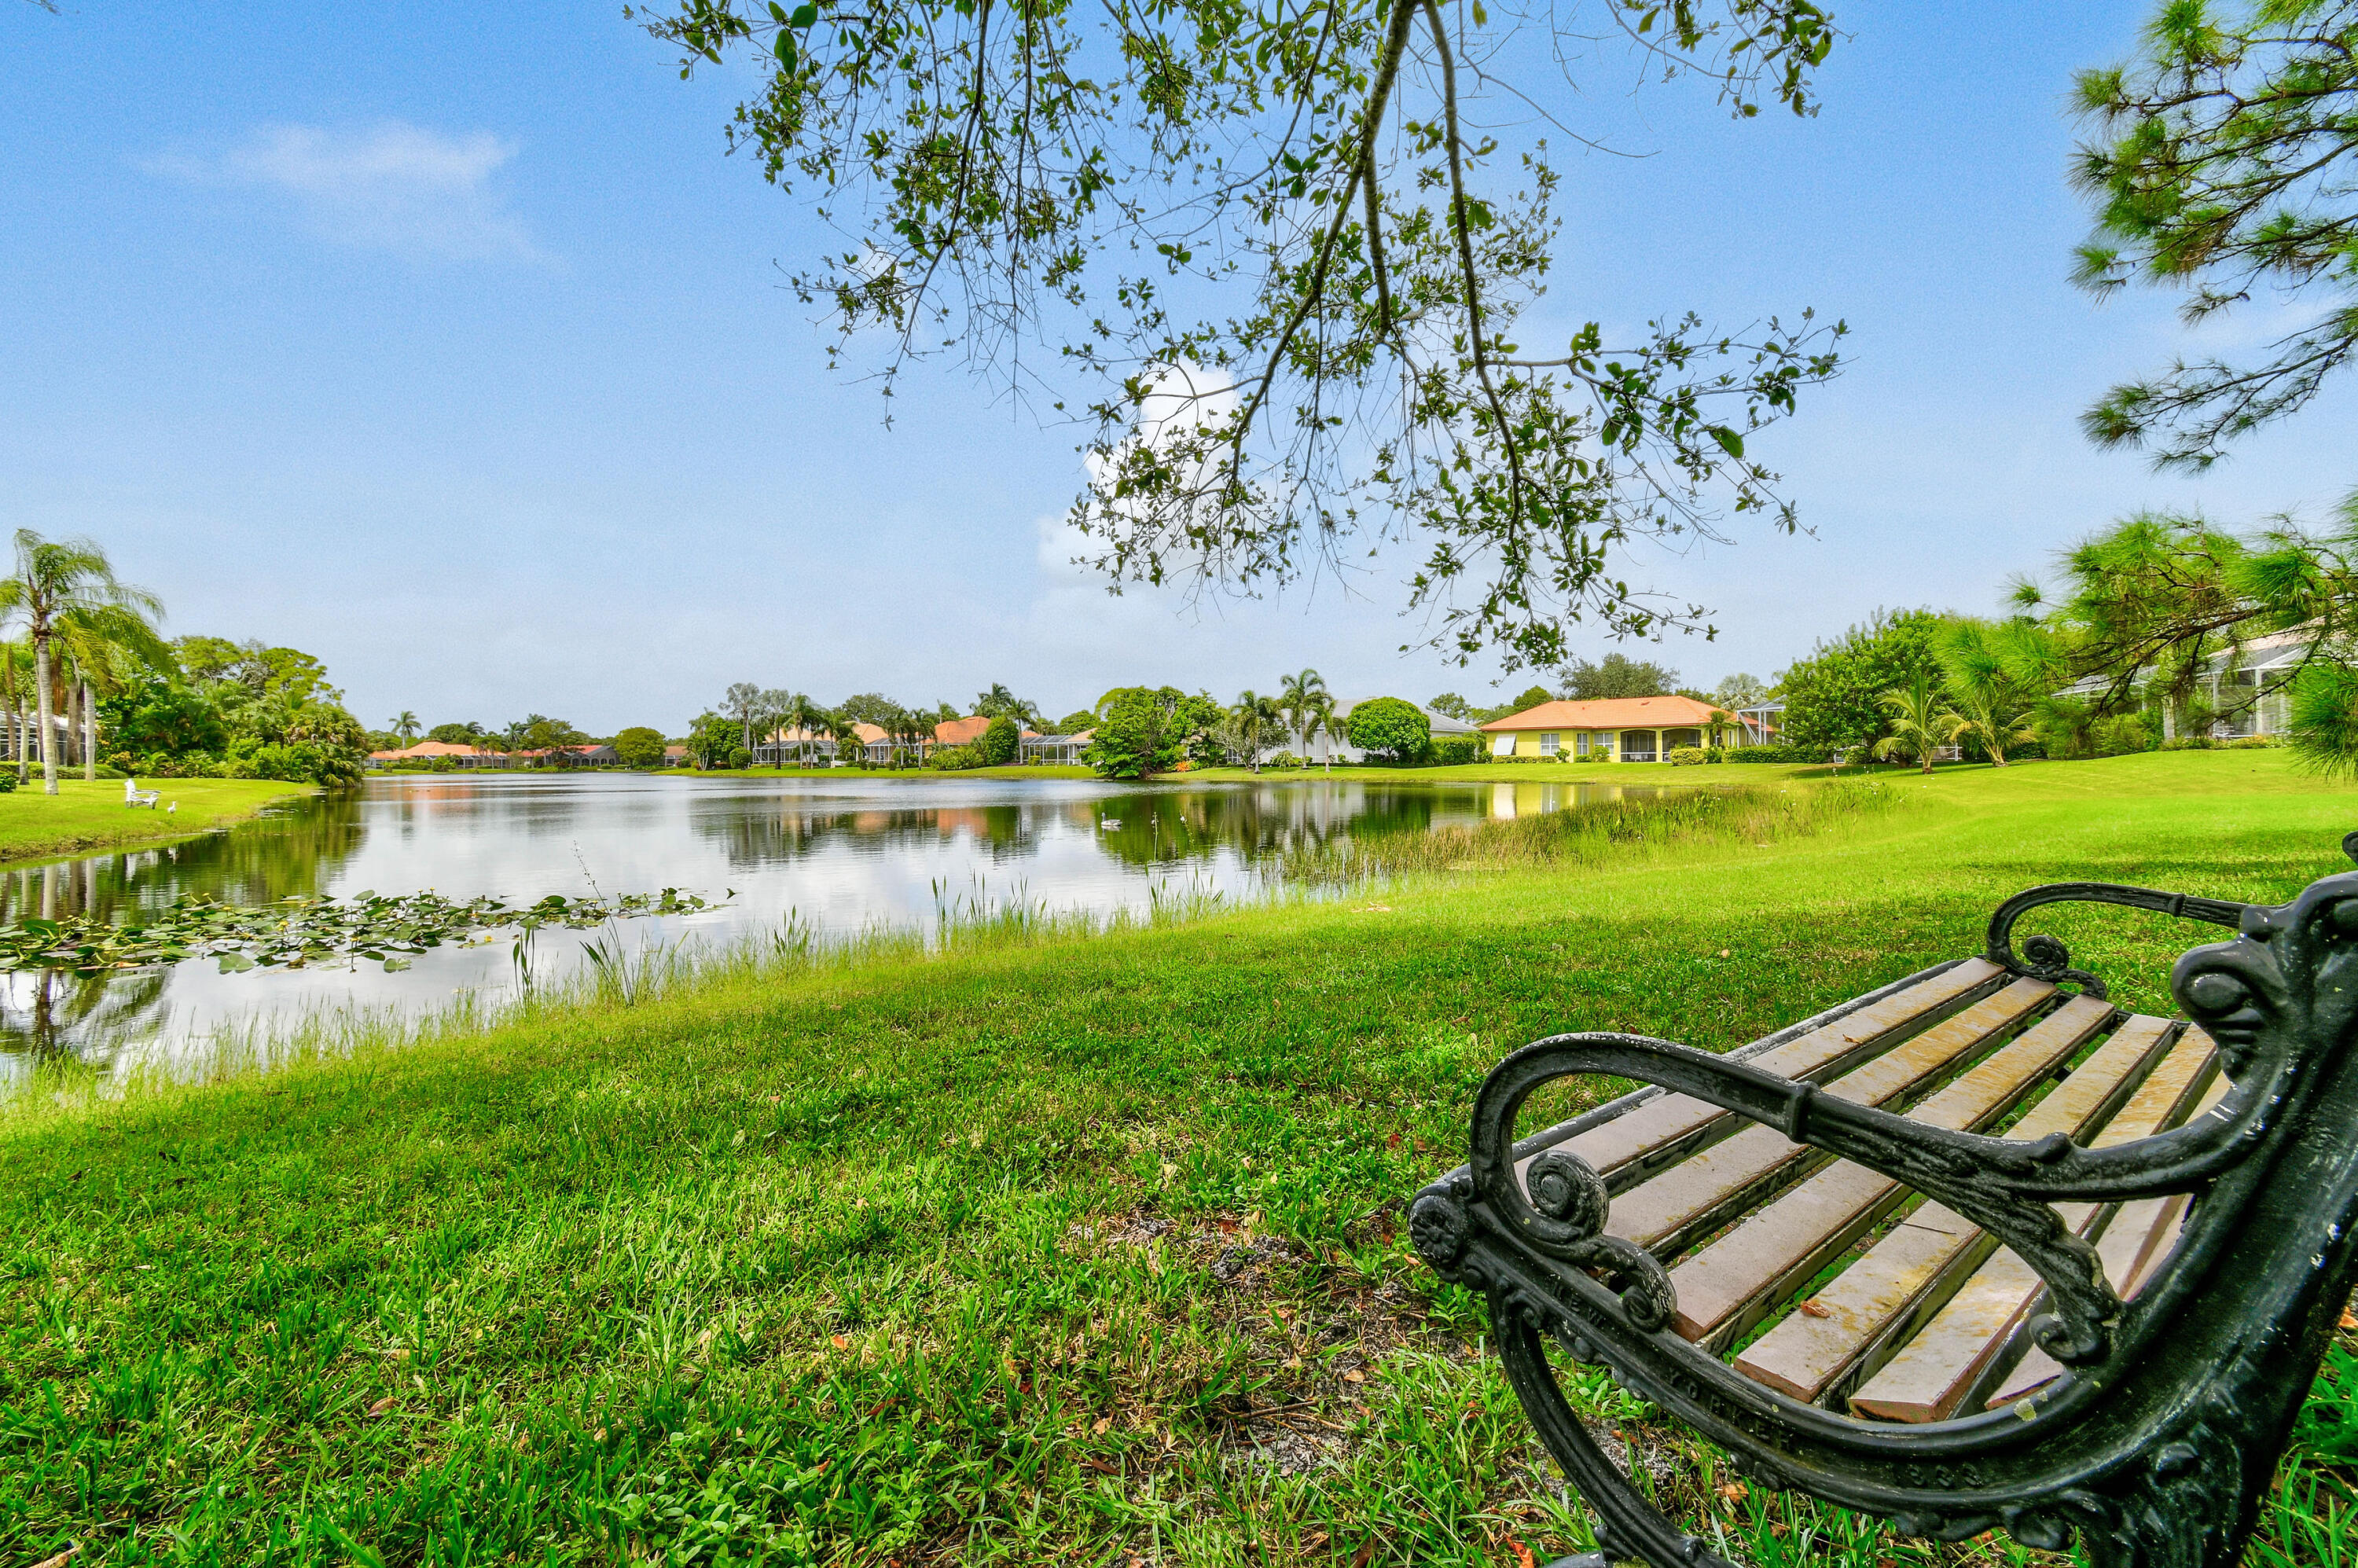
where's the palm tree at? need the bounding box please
[1232,689,1283,773]
[391,711,421,744]
[46,593,171,780]
[0,531,165,795]
[1307,693,1344,772]
[1871,674,1948,775]
[1945,686,2035,767]
[722,682,765,758]
[501,719,532,768]
[820,707,863,767]
[781,692,827,766]
[1276,668,1328,766]
[0,640,28,784]
[886,705,932,767]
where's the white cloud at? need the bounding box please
[154,122,542,263]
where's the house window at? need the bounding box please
[1574,732,1591,758]
[1491,733,1515,758]
[1540,733,1560,755]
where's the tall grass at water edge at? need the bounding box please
[4,869,1259,1114]
[13,786,1880,1113]
[1278,780,1903,883]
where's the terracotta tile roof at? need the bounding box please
[852,723,890,744]
[1479,696,1725,732]
[369,740,483,759]
[932,716,992,746]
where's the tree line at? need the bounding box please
[0,530,373,792]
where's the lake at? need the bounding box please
[0,770,1656,1084]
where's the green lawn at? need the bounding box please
[0,777,313,865]
[2,753,2352,1566]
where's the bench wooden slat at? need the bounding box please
[1983,1049,2228,1410]
[1846,1031,2220,1423]
[1671,994,2122,1350]
[1545,959,2007,1184]
[1731,1014,2184,1401]
[1603,978,2055,1255]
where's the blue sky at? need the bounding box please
[4,2,2350,733]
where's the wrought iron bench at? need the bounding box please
[1411,846,2358,1567]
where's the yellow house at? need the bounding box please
[1477,696,1732,763]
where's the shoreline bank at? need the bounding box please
[0,777,314,867]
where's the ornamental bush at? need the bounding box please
[614,726,667,769]
[1345,697,1431,765]
[1667,746,1708,766]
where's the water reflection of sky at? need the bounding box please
[0,772,1659,1085]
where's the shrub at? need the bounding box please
[980,714,1019,766]
[2159,735,2215,751]
[931,744,979,770]
[2091,713,2158,757]
[727,746,752,769]
[2228,734,2279,749]
[614,726,667,769]
[1718,744,1835,765]
[222,740,363,788]
[0,769,14,794]
[1346,697,1432,764]
[1667,746,1708,766]
[1429,733,1489,766]
[1780,609,1950,754]
[1089,688,1223,779]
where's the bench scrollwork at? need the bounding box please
[1416,848,2358,1567]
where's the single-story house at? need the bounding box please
[753,727,840,766]
[2190,630,2304,739]
[930,715,1042,754]
[663,744,689,766]
[1733,700,1783,746]
[1478,695,1740,762]
[367,740,505,768]
[1022,729,1093,764]
[1278,699,1476,765]
[2052,626,2308,741]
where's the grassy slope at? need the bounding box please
[3,755,2354,1566]
[0,777,312,865]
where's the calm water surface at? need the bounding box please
[0,771,1654,1082]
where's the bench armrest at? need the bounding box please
[1985,882,2247,998]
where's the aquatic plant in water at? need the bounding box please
[0,887,720,975]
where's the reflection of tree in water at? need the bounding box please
[0,792,358,1069]
[692,799,1053,868]
[0,967,171,1078]
[0,792,364,924]
[1089,784,1477,868]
